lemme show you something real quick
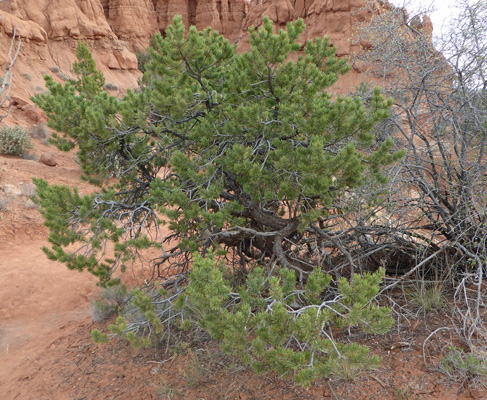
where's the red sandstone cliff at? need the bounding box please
[0,0,432,125]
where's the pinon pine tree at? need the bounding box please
[34,16,399,384]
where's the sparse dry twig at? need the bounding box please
[0,27,21,123]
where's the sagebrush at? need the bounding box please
[0,126,33,156]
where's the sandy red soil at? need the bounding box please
[1,135,486,400]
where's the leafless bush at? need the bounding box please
[0,29,21,123]
[103,82,118,91]
[19,182,37,197]
[90,285,129,322]
[22,198,37,209]
[56,72,70,82]
[355,0,487,354]
[29,123,50,141]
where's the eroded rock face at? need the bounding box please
[0,0,250,60]
[0,0,386,67]
[0,0,115,41]
[0,11,47,43]
[153,0,248,42]
[105,0,158,51]
[195,0,248,39]
[240,0,374,56]
[0,0,436,124]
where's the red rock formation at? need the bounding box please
[0,0,387,72]
[153,0,198,35]
[0,11,47,43]
[239,0,376,56]
[154,0,247,41]
[105,0,158,51]
[0,0,115,40]
[0,0,436,124]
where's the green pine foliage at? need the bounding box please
[32,16,399,385]
[92,252,392,385]
[182,253,391,386]
[32,16,402,286]
[32,41,140,184]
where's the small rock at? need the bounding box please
[10,95,30,108]
[24,105,47,124]
[40,153,58,167]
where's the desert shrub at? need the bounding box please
[56,72,70,82]
[440,346,487,383]
[49,66,60,73]
[355,0,487,351]
[103,82,118,91]
[90,285,128,322]
[22,198,37,209]
[19,182,37,197]
[0,125,33,156]
[407,280,447,314]
[29,123,50,141]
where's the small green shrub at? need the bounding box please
[0,126,33,156]
[182,254,393,386]
[49,66,60,73]
[91,254,394,387]
[186,253,394,386]
[407,281,446,314]
[440,346,487,382]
